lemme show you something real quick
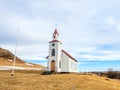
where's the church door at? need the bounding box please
[51,60,55,71]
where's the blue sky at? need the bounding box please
[0,0,120,71]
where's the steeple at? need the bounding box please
[53,28,59,40]
[48,28,62,72]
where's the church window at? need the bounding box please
[52,43,55,46]
[52,49,55,56]
[70,62,73,69]
[70,62,76,70]
[59,61,61,68]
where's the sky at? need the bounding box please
[0,0,120,72]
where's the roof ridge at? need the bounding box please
[49,40,62,44]
[62,50,78,62]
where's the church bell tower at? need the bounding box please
[47,28,62,72]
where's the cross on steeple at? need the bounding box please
[53,24,59,40]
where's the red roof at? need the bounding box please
[49,40,62,44]
[62,50,78,62]
[53,29,59,35]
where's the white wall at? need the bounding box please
[56,42,62,72]
[69,59,78,72]
[61,52,69,72]
[61,51,78,72]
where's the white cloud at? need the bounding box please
[116,21,120,31]
[79,49,120,61]
[105,16,116,28]
[81,54,120,61]
[1,0,120,62]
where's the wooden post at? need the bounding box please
[11,29,20,76]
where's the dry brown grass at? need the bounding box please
[0,47,44,68]
[0,58,43,68]
[0,70,120,90]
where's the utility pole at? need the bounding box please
[11,29,20,76]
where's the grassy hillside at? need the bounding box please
[0,47,43,68]
[0,70,120,90]
[0,47,24,63]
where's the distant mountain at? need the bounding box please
[0,47,44,70]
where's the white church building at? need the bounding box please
[47,29,78,73]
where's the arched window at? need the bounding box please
[52,49,55,56]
